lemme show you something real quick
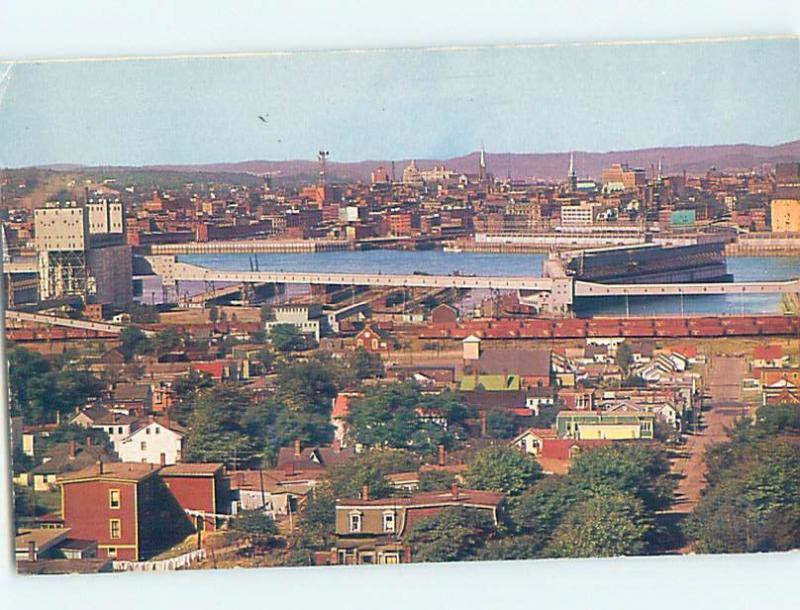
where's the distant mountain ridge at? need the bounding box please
[36,140,800,181]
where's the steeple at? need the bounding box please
[657,158,663,181]
[479,141,487,182]
[567,151,577,191]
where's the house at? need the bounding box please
[58,462,194,560]
[265,304,326,341]
[332,392,360,446]
[158,463,226,532]
[762,379,800,406]
[478,349,551,387]
[354,324,393,353]
[22,440,116,491]
[277,440,356,473]
[386,365,456,387]
[228,469,311,518]
[15,528,71,562]
[753,345,789,369]
[634,353,679,382]
[190,359,239,381]
[556,410,655,440]
[109,383,153,414]
[329,484,504,565]
[459,374,520,392]
[116,416,187,465]
[461,389,529,412]
[79,409,139,453]
[511,427,558,455]
[536,438,612,475]
[560,388,595,411]
[430,303,459,325]
[525,386,555,414]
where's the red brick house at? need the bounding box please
[430,303,459,325]
[354,324,393,353]
[158,463,226,532]
[58,463,192,560]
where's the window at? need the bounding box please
[155,426,160,435]
[146,427,151,434]
[107,547,117,558]
[118,427,123,434]
[108,427,114,434]
[349,512,362,533]
[109,519,122,539]
[140,441,147,451]
[383,511,395,532]
[109,489,121,509]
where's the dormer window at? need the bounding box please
[349,511,362,533]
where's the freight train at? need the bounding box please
[419,315,799,340]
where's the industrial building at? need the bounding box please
[33,199,132,307]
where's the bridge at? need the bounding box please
[4,310,134,335]
[574,278,800,297]
[145,256,555,291]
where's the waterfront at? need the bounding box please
[181,251,800,316]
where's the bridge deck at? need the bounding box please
[575,279,800,297]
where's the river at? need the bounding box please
[178,251,799,316]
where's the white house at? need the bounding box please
[117,418,186,465]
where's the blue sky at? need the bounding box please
[1,38,799,167]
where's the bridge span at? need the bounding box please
[146,257,555,291]
[4,310,134,335]
[574,278,800,297]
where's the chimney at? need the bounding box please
[68,440,76,458]
[294,438,302,457]
[361,484,370,501]
[451,482,460,500]
[160,452,167,467]
[438,444,446,467]
[97,460,104,475]
[27,540,36,562]
[479,411,487,438]
[332,438,341,453]
[86,437,92,448]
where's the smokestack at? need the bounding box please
[294,438,302,457]
[479,411,487,438]
[27,540,36,562]
[451,482,460,499]
[438,444,446,467]
[160,453,166,466]
[68,440,76,458]
[361,484,370,501]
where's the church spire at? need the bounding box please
[567,151,577,191]
[479,140,487,181]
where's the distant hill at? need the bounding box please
[32,140,800,182]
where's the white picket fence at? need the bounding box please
[112,548,207,572]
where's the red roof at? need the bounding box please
[754,345,784,360]
[540,438,611,460]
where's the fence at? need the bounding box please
[112,548,207,572]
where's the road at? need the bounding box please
[670,355,749,516]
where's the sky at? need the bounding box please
[0,37,799,167]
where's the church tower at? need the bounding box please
[567,151,578,192]
[478,141,487,182]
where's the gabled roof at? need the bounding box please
[32,444,116,475]
[460,374,520,392]
[754,345,784,360]
[59,462,159,484]
[112,383,151,402]
[277,445,356,471]
[159,463,223,477]
[478,349,550,377]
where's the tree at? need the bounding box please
[567,444,674,512]
[464,446,542,497]
[118,326,152,361]
[486,410,517,439]
[326,448,420,500]
[275,359,338,414]
[348,347,384,380]
[408,507,495,563]
[418,470,455,492]
[183,385,257,467]
[208,305,219,324]
[346,382,452,454]
[615,342,634,374]
[511,476,583,540]
[270,324,306,352]
[685,441,800,553]
[753,404,800,435]
[231,510,279,551]
[154,327,186,353]
[259,304,273,323]
[169,369,214,426]
[544,492,651,558]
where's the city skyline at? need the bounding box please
[1,37,799,167]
